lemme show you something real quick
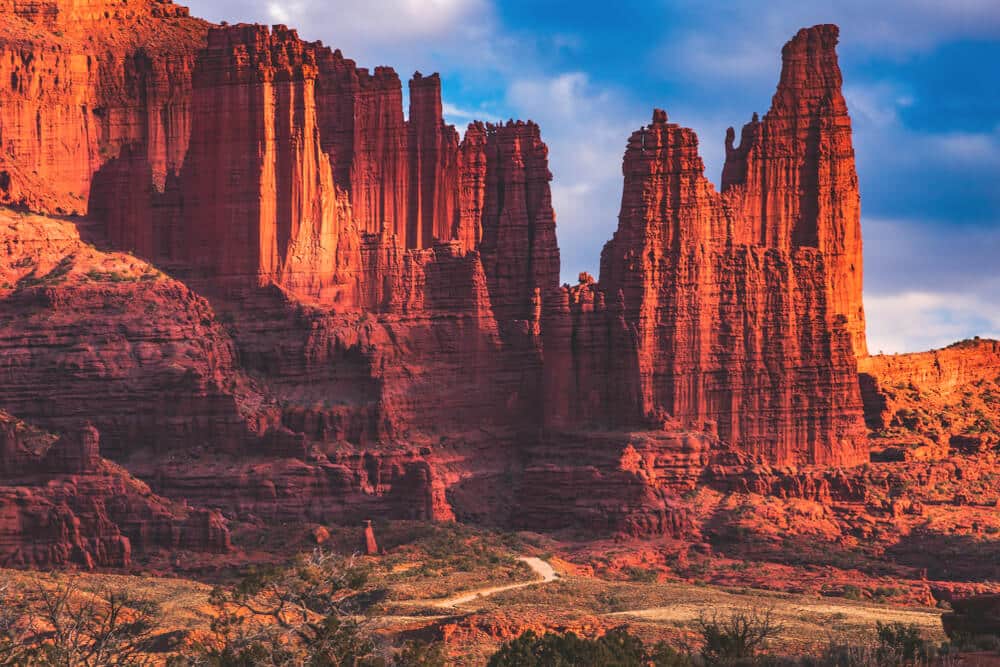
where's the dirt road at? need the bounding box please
[429,557,558,609]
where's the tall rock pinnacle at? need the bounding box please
[723,24,867,357]
[557,25,869,466]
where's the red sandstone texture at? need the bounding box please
[0,0,207,214]
[859,339,1000,458]
[0,410,229,569]
[0,1,996,588]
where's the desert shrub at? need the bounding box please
[596,590,628,613]
[487,626,692,667]
[841,585,864,601]
[813,624,948,667]
[871,586,905,602]
[176,548,389,667]
[945,632,1000,654]
[395,640,448,666]
[698,607,784,666]
[626,566,659,583]
[0,578,160,666]
[84,269,136,283]
[816,639,882,667]
[875,622,931,665]
[648,641,696,666]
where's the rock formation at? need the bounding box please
[0,0,207,214]
[0,3,891,564]
[859,339,1000,456]
[0,209,264,460]
[722,25,867,358]
[176,24,359,300]
[544,25,867,466]
[363,519,379,555]
[0,410,230,569]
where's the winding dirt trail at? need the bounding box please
[404,557,558,610]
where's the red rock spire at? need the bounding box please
[722,24,867,356]
[587,40,868,465]
[408,72,460,249]
[478,121,561,323]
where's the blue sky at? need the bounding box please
[183,0,1000,354]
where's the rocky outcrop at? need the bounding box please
[722,25,867,357]
[511,428,711,537]
[0,0,207,214]
[0,209,265,459]
[859,339,1000,454]
[0,411,231,569]
[176,24,359,301]
[408,72,460,249]
[548,25,867,467]
[477,121,561,324]
[0,6,882,562]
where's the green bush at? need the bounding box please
[875,622,931,665]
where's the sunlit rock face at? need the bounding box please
[0,5,877,564]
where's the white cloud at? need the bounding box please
[184,0,495,74]
[206,0,488,40]
[650,0,1000,110]
[926,128,1000,165]
[863,217,1000,353]
[506,72,645,283]
[865,291,1000,355]
[844,83,910,128]
[442,102,499,124]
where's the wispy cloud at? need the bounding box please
[186,0,497,75]
[441,102,499,125]
[866,291,1000,354]
[506,72,644,283]
[864,217,1000,353]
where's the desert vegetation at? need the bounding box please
[488,612,964,666]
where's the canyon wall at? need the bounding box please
[0,2,883,562]
[0,0,207,214]
[0,410,230,569]
[859,339,1000,453]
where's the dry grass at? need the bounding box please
[0,526,952,664]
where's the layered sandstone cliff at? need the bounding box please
[859,339,1000,455]
[0,209,265,458]
[0,0,207,214]
[0,410,230,569]
[0,4,883,562]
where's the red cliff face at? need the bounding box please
[0,8,882,562]
[408,72,461,249]
[0,210,264,459]
[0,0,207,214]
[176,25,359,302]
[0,411,230,569]
[859,339,1000,455]
[478,121,561,324]
[315,55,410,240]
